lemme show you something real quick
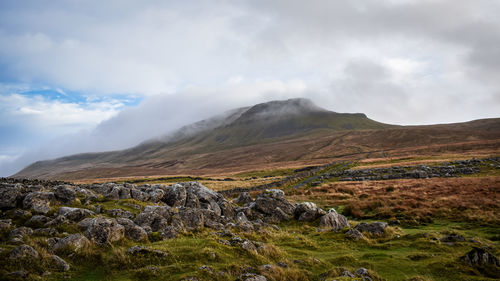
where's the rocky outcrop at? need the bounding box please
[85,217,125,245]
[294,202,326,222]
[461,247,499,267]
[58,207,95,221]
[54,185,76,204]
[23,192,54,214]
[51,234,91,253]
[116,218,148,241]
[0,183,28,209]
[319,209,350,231]
[49,255,71,271]
[254,189,294,223]
[9,244,39,260]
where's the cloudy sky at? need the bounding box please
[0,0,499,176]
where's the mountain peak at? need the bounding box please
[235,98,327,122]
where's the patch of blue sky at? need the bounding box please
[21,88,142,107]
[0,83,143,108]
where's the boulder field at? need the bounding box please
[1,179,497,280]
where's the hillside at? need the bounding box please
[13,98,500,180]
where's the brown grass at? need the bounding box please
[290,176,500,225]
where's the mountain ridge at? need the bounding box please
[12,98,500,180]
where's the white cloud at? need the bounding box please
[0,0,499,176]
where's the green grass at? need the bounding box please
[22,219,491,281]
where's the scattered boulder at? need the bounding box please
[294,202,326,222]
[254,189,294,222]
[105,208,135,219]
[85,217,125,245]
[319,209,350,231]
[0,184,26,209]
[178,208,205,230]
[163,184,187,207]
[234,192,253,205]
[23,192,54,214]
[440,234,465,243]
[52,234,91,252]
[58,207,95,221]
[346,228,364,240]
[10,226,33,241]
[27,215,51,227]
[9,244,39,260]
[49,255,71,271]
[127,245,168,257]
[134,205,171,230]
[0,219,12,230]
[354,222,387,235]
[77,217,95,231]
[116,218,148,241]
[54,185,76,204]
[460,247,499,267]
[238,273,267,281]
[33,228,58,236]
[130,188,149,202]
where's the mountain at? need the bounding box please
[13,98,500,180]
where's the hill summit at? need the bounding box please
[12,98,500,180]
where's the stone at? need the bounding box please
[341,270,355,277]
[354,222,387,235]
[127,245,168,257]
[238,273,268,281]
[23,192,54,214]
[0,219,12,230]
[178,208,205,230]
[134,206,171,229]
[85,217,125,245]
[318,209,350,231]
[460,247,499,267]
[33,228,58,236]
[0,183,26,209]
[105,208,135,219]
[199,265,213,273]
[295,202,327,222]
[54,185,76,204]
[116,218,148,241]
[130,188,149,201]
[77,217,95,231]
[440,234,466,243]
[52,234,91,252]
[277,262,288,268]
[27,215,51,227]
[6,271,29,279]
[50,255,70,271]
[44,215,69,227]
[58,207,95,221]
[254,189,294,221]
[163,184,187,207]
[9,244,39,259]
[235,212,250,224]
[234,192,253,205]
[159,225,178,239]
[148,188,166,203]
[355,267,369,277]
[10,226,33,240]
[346,228,364,240]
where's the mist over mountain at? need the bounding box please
[12,98,500,180]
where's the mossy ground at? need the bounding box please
[2,217,497,281]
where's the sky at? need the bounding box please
[0,0,499,176]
